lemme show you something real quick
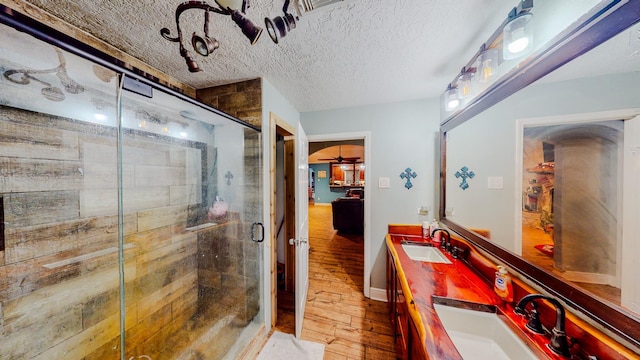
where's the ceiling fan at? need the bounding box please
[319,145,360,163]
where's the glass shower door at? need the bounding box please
[0,21,123,359]
[1,15,263,359]
[119,80,264,359]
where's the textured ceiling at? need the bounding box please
[19,0,516,112]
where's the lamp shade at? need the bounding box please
[215,0,244,10]
[444,86,460,111]
[192,33,219,56]
[477,47,498,83]
[457,71,474,99]
[503,12,534,60]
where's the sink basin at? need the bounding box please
[401,244,451,264]
[433,298,538,360]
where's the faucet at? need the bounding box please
[431,228,450,252]
[515,294,571,357]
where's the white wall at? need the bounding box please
[301,98,441,290]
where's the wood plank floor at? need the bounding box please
[273,204,396,359]
[521,225,620,305]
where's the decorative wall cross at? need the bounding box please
[455,166,475,190]
[400,167,417,189]
[225,170,234,185]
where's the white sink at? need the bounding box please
[433,300,538,360]
[401,244,451,264]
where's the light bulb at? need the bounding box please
[458,72,473,98]
[444,86,460,111]
[503,13,533,60]
[508,34,530,54]
[477,48,498,83]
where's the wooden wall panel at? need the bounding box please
[0,105,247,359]
[0,121,79,161]
[0,157,83,193]
[170,184,201,205]
[1,68,263,357]
[196,78,262,129]
[136,205,188,232]
[3,190,80,228]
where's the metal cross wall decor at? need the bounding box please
[400,167,417,189]
[225,170,234,185]
[455,166,475,190]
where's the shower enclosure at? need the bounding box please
[0,11,263,360]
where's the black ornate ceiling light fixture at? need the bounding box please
[161,0,346,72]
[3,47,84,101]
[264,0,300,44]
[161,0,264,73]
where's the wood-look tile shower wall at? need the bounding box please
[0,105,255,359]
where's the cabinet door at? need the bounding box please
[408,316,427,359]
[387,249,396,322]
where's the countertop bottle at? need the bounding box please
[494,265,513,302]
[422,221,430,239]
[429,219,440,243]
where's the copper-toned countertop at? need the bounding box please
[386,229,553,359]
[387,224,639,360]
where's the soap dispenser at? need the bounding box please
[429,219,440,242]
[422,221,430,239]
[494,266,513,302]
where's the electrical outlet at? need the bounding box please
[418,206,430,215]
[487,176,504,189]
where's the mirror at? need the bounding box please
[440,1,640,349]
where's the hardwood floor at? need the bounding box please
[273,204,396,359]
[522,224,620,305]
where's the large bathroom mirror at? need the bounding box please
[440,0,640,349]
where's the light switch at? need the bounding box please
[487,176,504,189]
[378,177,390,189]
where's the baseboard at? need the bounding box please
[559,270,615,286]
[368,287,387,302]
[237,324,266,360]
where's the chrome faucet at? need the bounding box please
[515,294,571,357]
[431,228,451,252]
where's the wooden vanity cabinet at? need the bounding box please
[388,249,426,359]
[408,316,427,359]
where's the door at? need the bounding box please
[119,78,265,358]
[622,114,640,313]
[295,121,309,338]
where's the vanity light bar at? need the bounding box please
[446,0,533,91]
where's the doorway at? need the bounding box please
[307,132,371,298]
[515,111,640,308]
[270,114,297,332]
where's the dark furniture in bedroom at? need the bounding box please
[331,197,364,234]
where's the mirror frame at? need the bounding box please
[439,0,640,348]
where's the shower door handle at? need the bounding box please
[251,222,264,242]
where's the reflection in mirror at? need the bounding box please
[442,4,640,347]
[521,121,623,306]
[446,23,640,312]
